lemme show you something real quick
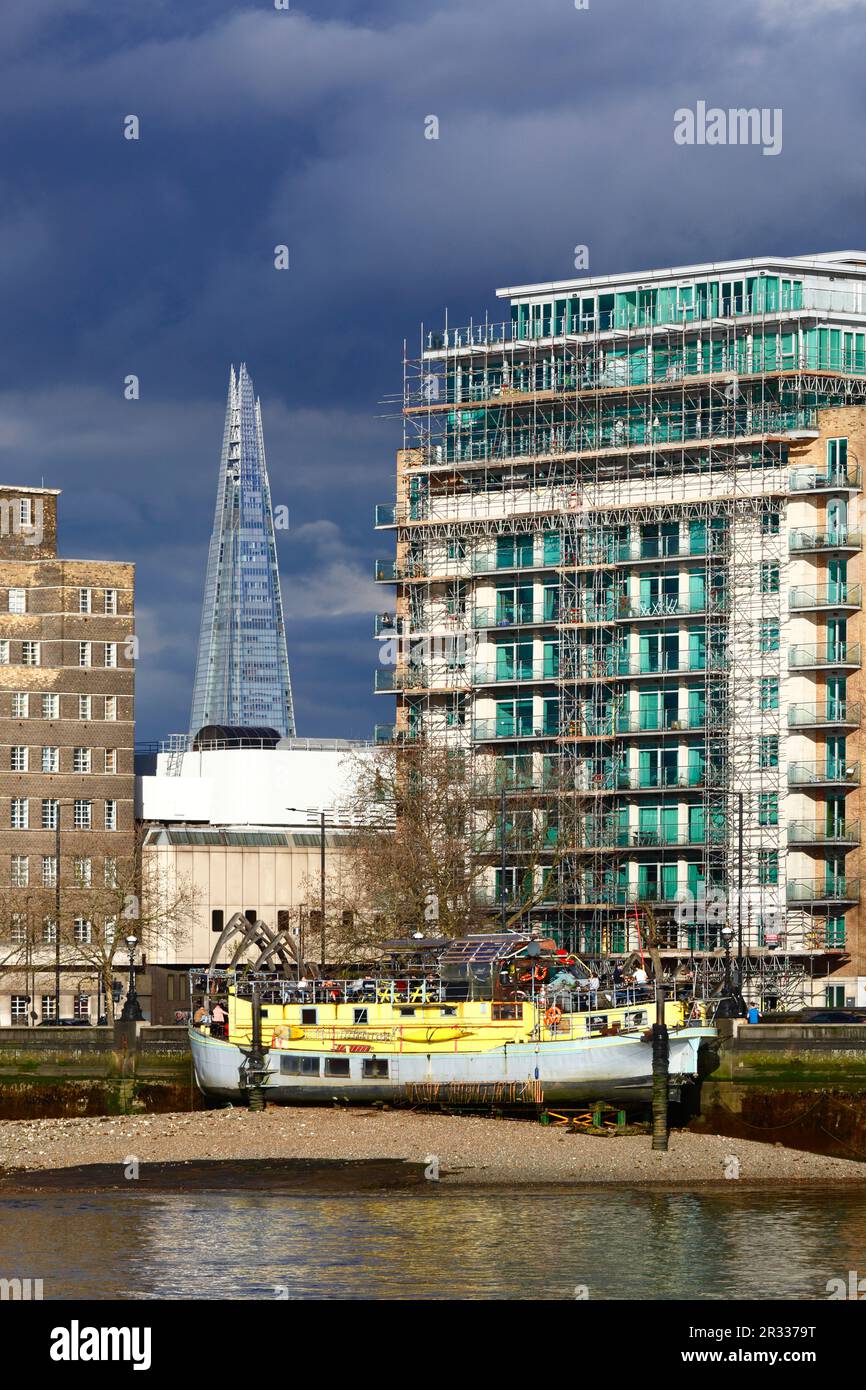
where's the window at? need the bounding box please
[10,746,27,771]
[760,620,780,653]
[301,1008,317,1026]
[104,749,117,774]
[759,735,779,769]
[73,995,90,1020]
[73,799,92,829]
[353,1008,369,1025]
[78,642,91,668]
[78,695,91,720]
[10,996,27,1024]
[762,510,780,536]
[758,850,779,885]
[104,918,116,944]
[42,856,57,887]
[104,695,117,721]
[41,995,57,1022]
[41,918,56,945]
[42,693,58,719]
[0,641,8,665]
[760,678,779,711]
[104,589,117,615]
[104,858,117,887]
[21,641,39,666]
[73,917,92,944]
[41,799,58,830]
[8,588,25,614]
[279,1055,320,1075]
[73,748,91,773]
[324,1057,350,1077]
[74,857,92,886]
[12,693,28,717]
[759,792,779,827]
[78,588,92,613]
[10,915,27,944]
[104,642,117,669]
[11,855,28,887]
[761,562,780,594]
[104,800,117,831]
[362,1058,389,1078]
[42,746,59,773]
[11,799,28,830]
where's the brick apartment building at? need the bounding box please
[0,486,135,1023]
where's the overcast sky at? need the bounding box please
[2,0,865,741]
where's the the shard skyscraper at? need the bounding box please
[189,364,295,738]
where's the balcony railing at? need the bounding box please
[567,653,724,680]
[473,719,559,741]
[578,829,718,851]
[789,528,862,553]
[788,702,861,728]
[787,820,860,846]
[788,643,861,669]
[787,879,860,904]
[375,666,467,693]
[789,464,861,492]
[472,606,558,629]
[562,594,726,624]
[789,584,862,611]
[374,504,397,527]
[473,662,560,684]
[562,710,706,737]
[471,550,558,574]
[788,761,860,787]
[375,560,396,582]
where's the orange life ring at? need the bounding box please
[545,1005,562,1028]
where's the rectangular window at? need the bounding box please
[73,917,92,943]
[41,799,58,830]
[73,799,92,829]
[12,693,28,717]
[10,996,27,1023]
[21,641,39,666]
[42,918,56,945]
[760,678,779,711]
[42,693,58,719]
[11,855,28,887]
[279,1055,320,1075]
[324,1057,350,1077]
[362,1058,389,1078]
[760,619,780,653]
[762,510,780,536]
[78,642,91,667]
[42,746,59,773]
[74,995,90,1020]
[0,641,8,665]
[11,798,28,830]
[42,856,57,887]
[761,562,780,594]
[78,588,92,613]
[10,915,27,944]
[73,747,91,773]
[104,800,117,831]
[104,749,117,774]
[8,588,25,614]
[10,746,27,771]
[759,735,779,769]
[104,642,117,669]
[74,858,92,886]
[104,695,117,721]
[353,1008,369,1025]
[104,589,118,615]
[104,858,118,887]
[759,792,779,826]
[78,695,91,720]
[301,1008,317,1025]
[758,850,779,885]
[41,995,57,1022]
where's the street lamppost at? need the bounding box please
[286,807,358,974]
[120,932,143,1021]
[716,923,738,1019]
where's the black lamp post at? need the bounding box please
[716,923,739,1019]
[120,933,143,1021]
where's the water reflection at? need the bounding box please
[1,1190,864,1300]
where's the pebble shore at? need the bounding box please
[0,1108,864,1188]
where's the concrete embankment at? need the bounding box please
[691,1020,866,1160]
[0,1023,195,1117]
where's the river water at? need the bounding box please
[1,1187,864,1299]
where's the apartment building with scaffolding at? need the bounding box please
[374,252,866,1009]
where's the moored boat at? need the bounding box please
[189,933,719,1108]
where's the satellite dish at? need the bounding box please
[525,941,541,957]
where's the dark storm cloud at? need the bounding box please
[0,0,865,737]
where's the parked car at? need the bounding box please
[37,1016,91,1026]
[800,1008,866,1024]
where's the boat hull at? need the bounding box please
[190,1024,716,1107]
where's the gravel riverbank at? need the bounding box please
[0,1107,864,1189]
